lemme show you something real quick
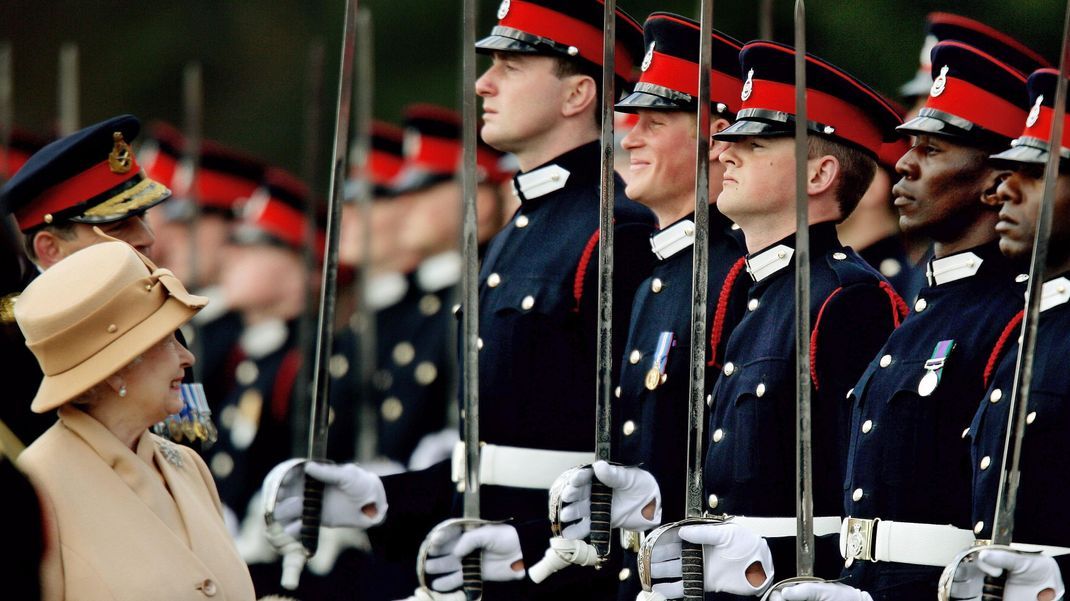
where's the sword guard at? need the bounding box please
[637,516,730,592]
[937,543,1031,601]
[416,518,504,594]
[758,576,828,601]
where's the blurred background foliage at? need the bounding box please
[0,0,1062,197]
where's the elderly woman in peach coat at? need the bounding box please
[14,239,259,601]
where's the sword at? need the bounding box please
[300,0,359,565]
[589,0,617,564]
[971,3,1070,599]
[459,0,483,597]
[0,42,11,182]
[291,40,326,459]
[57,43,78,136]
[350,10,380,465]
[181,62,206,382]
[760,0,774,41]
[680,0,715,598]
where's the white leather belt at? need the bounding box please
[450,442,594,490]
[840,518,978,567]
[733,516,842,538]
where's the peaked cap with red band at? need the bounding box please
[233,168,314,253]
[1,128,49,181]
[476,0,643,86]
[0,114,171,232]
[140,122,265,223]
[345,121,406,201]
[900,12,1050,98]
[991,68,1070,166]
[714,41,903,158]
[899,41,1028,148]
[616,12,743,115]
[393,103,508,194]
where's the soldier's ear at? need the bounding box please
[807,154,839,197]
[560,74,597,120]
[980,169,1011,208]
[31,230,68,268]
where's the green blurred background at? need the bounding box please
[0,0,1062,196]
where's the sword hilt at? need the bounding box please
[589,478,613,559]
[300,473,324,555]
[462,550,482,601]
[681,540,705,600]
[982,573,1006,600]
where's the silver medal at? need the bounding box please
[918,369,939,397]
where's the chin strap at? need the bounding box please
[528,537,603,583]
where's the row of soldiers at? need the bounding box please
[255,2,1068,601]
[0,1,1066,600]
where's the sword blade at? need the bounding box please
[57,43,79,136]
[989,0,1070,547]
[590,0,617,560]
[792,0,815,578]
[0,43,11,181]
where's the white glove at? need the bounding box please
[395,589,466,601]
[772,582,873,601]
[558,461,661,540]
[409,428,460,471]
[647,523,773,598]
[636,592,667,601]
[948,555,985,601]
[273,461,388,534]
[977,549,1065,601]
[423,522,526,592]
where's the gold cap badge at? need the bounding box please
[108,131,133,174]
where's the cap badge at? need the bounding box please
[497,0,510,20]
[1027,94,1044,128]
[641,42,655,73]
[403,128,422,160]
[741,69,754,102]
[930,65,949,98]
[108,131,133,174]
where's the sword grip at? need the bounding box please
[589,478,613,558]
[982,573,1006,600]
[462,550,482,601]
[682,540,705,601]
[300,473,324,556]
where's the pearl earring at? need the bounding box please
[118,385,127,398]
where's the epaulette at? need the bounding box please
[0,293,18,324]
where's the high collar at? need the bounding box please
[190,285,229,326]
[925,241,1007,287]
[1041,276,1070,313]
[745,222,840,283]
[365,271,409,310]
[512,141,601,206]
[649,208,736,262]
[416,251,462,292]
[239,318,290,359]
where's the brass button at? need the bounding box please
[879,354,892,368]
[210,452,234,478]
[862,420,873,434]
[707,494,719,509]
[990,389,1003,403]
[712,428,724,443]
[420,294,442,316]
[880,258,902,278]
[846,388,855,399]
[1027,411,1037,425]
[629,350,642,365]
[961,427,970,439]
[974,521,984,534]
[614,386,622,398]
[706,393,713,406]
[516,214,529,228]
[980,456,991,470]
[329,354,349,378]
[755,383,766,398]
[723,362,736,376]
[236,360,259,385]
[833,252,847,260]
[651,278,664,293]
[393,342,415,366]
[487,273,502,288]
[381,397,404,422]
[414,361,438,385]
[748,298,759,311]
[623,420,636,436]
[914,298,927,312]
[852,488,863,502]
[618,568,631,581]
[477,337,484,350]
[198,578,218,597]
[521,295,535,311]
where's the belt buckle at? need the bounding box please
[620,529,645,553]
[844,517,878,567]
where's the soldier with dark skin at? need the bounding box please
[264,2,657,600]
[778,40,1040,601]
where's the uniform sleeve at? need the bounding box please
[577,221,657,376]
[811,282,898,491]
[368,459,455,561]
